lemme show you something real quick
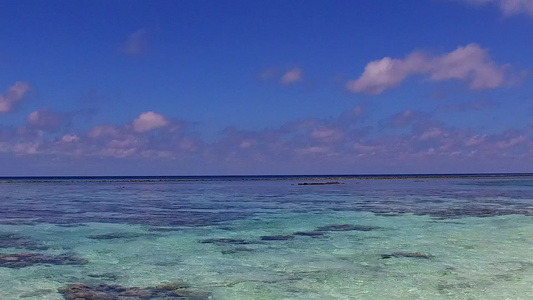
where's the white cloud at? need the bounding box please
[420,127,443,140]
[61,134,80,143]
[132,111,169,133]
[346,44,520,94]
[310,127,343,142]
[295,146,330,155]
[281,68,303,84]
[239,140,252,149]
[27,109,63,130]
[465,134,487,146]
[12,142,39,155]
[99,138,139,158]
[497,135,526,148]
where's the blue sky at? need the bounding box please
[1,0,532,175]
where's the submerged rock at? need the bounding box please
[87,273,120,281]
[147,227,183,232]
[88,232,145,240]
[200,238,248,245]
[58,282,211,300]
[221,246,254,255]
[293,231,325,237]
[260,235,294,241]
[56,223,88,228]
[298,181,340,186]
[0,253,88,268]
[316,224,378,232]
[0,233,49,250]
[374,212,402,217]
[381,252,432,259]
[157,282,191,290]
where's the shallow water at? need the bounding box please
[0,177,532,299]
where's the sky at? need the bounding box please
[1,0,533,176]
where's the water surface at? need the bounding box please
[1,176,532,299]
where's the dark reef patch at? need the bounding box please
[221,246,254,255]
[0,233,49,250]
[374,212,403,217]
[293,231,325,237]
[0,253,88,268]
[201,238,249,245]
[316,224,379,232]
[56,224,88,228]
[147,227,183,232]
[381,252,432,259]
[58,282,211,300]
[88,232,147,240]
[260,235,294,241]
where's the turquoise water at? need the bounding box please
[1,177,533,299]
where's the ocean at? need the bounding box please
[0,175,532,299]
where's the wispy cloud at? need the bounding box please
[0,82,30,113]
[121,29,149,56]
[84,111,187,158]
[346,44,524,94]
[27,109,64,130]
[259,67,304,85]
[61,134,80,143]
[419,127,443,140]
[259,68,277,80]
[465,134,487,146]
[1,107,533,173]
[88,125,120,139]
[310,127,343,142]
[497,135,527,148]
[26,108,97,132]
[381,110,431,128]
[295,146,331,155]
[436,98,497,112]
[458,0,533,16]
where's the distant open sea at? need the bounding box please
[1,174,533,299]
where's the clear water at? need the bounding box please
[1,177,533,299]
